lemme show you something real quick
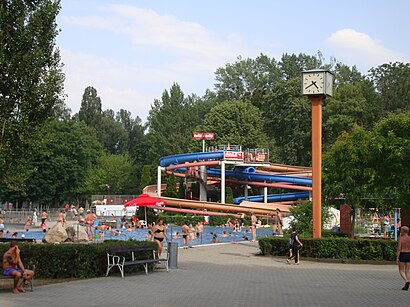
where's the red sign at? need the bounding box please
[224,151,244,160]
[204,132,214,140]
[193,132,214,140]
[193,132,204,140]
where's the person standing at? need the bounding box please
[32,209,38,225]
[397,225,410,290]
[181,222,190,248]
[85,210,97,239]
[287,225,303,265]
[250,212,257,242]
[40,210,48,227]
[276,208,283,236]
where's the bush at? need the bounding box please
[259,236,397,261]
[0,240,158,279]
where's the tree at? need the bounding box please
[145,83,201,160]
[78,86,102,128]
[116,109,145,154]
[369,111,410,206]
[369,62,410,115]
[96,115,128,154]
[83,153,137,196]
[289,201,330,236]
[23,120,102,205]
[0,0,65,194]
[262,79,311,165]
[198,100,271,150]
[139,165,152,194]
[165,174,178,198]
[323,126,376,237]
[214,54,281,108]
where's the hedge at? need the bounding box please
[0,240,158,279]
[259,236,397,261]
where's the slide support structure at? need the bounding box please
[221,160,226,204]
[157,166,163,197]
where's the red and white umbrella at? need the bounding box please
[124,194,166,223]
[124,194,166,207]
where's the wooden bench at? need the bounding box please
[106,244,169,278]
[0,238,36,243]
[0,240,36,291]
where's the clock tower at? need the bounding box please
[301,69,333,238]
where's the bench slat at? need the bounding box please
[107,245,155,253]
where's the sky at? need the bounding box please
[57,0,410,122]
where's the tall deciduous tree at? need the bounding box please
[139,165,152,194]
[323,126,376,236]
[369,62,410,115]
[145,83,200,160]
[24,120,102,205]
[198,100,271,150]
[83,153,137,196]
[78,86,102,129]
[0,0,65,193]
[116,109,145,154]
[370,111,410,205]
[96,115,128,155]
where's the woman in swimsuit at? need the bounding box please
[152,219,168,258]
[397,225,410,290]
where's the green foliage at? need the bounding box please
[0,0,65,194]
[146,83,202,161]
[0,240,158,278]
[165,174,178,198]
[259,237,397,261]
[83,153,137,196]
[225,187,233,204]
[96,115,129,155]
[198,100,270,149]
[177,177,186,198]
[24,120,102,205]
[78,86,102,129]
[289,201,331,236]
[369,62,410,115]
[139,165,152,194]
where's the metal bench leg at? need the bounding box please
[144,264,148,275]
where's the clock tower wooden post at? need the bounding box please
[301,69,333,238]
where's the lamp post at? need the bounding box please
[301,69,333,238]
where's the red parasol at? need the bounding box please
[124,194,166,207]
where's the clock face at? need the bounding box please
[325,73,333,97]
[302,72,325,95]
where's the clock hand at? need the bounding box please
[305,83,315,89]
[312,81,319,89]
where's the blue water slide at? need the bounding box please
[159,151,224,167]
[233,192,310,204]
[207,168,312,186]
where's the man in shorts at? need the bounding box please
[2,241,34,294]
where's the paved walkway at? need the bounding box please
[0,242,408,306]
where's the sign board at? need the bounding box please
[193,132,214,140]
[193,132,204,140]
[204,132,214,140]
[224,151,244,161]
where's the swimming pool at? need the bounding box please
[4,226,274,246]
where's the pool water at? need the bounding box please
[4,226,274,246]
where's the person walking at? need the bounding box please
[152,218,169,258]
[397,225,410,290]
[287,225,303,265]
